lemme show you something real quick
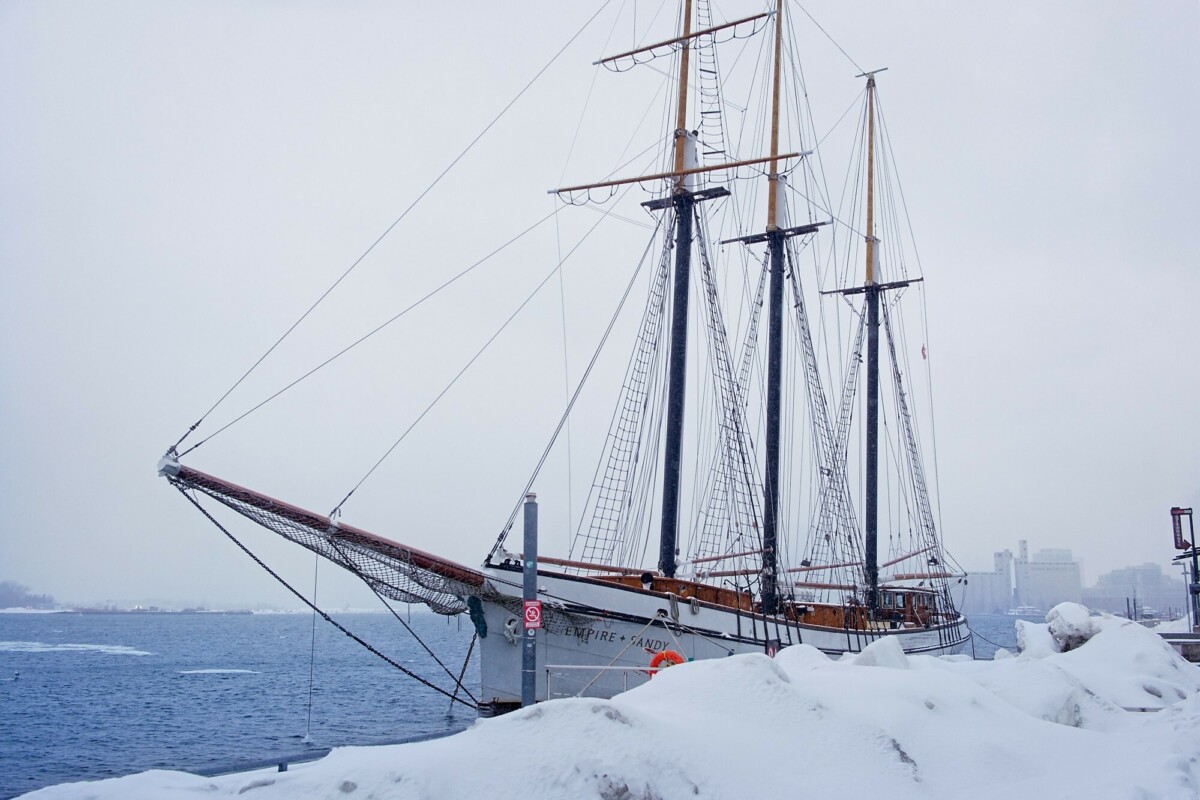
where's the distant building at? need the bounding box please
[961,549,1013,614]
[960,541,1184,619]
[1082,563,1187,618]
[1013,541,1082,611]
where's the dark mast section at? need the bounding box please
[658,191,695,578]
[864,281,880,612]
[762,232,784,612]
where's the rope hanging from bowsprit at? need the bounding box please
[176,485,477,709]
[324,533,477,705]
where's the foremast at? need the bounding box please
[659,0,697,580]
[761,3,787,615]
[551,4,796,585]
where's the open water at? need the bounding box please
[0,611,478,799]
[0,610,1027,798]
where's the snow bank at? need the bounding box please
[21,606,1200,800]
[1154,616,1194,634]
[1009,603,1200,711]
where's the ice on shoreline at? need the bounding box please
[20,603,1200,799]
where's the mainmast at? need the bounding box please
[723,3,822,614]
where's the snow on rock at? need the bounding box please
[1011,606,1200,711]
[1015,603,1113,657]
[20,608,1200,800]
[1054,615,1200,710]
[1045,602,1097,651]
[1014,616,1059,656]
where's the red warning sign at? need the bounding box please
[523,600,543,629]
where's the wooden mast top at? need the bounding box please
[551,8,791,200]
[859,68,887,283]
[672,0,695,192]
[766,1,784,231]
[865,76,877,284]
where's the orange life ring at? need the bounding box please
[648,650,685,675]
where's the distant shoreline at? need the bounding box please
[0,606,399,615]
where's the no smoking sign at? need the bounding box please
[523,600,543,630]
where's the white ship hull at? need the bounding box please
[476,566,970,712]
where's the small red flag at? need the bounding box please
[921,344,927,360]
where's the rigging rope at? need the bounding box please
[968,623,1017,652]
[874,93,952,561]
[176,207,563,458]
[488,212,668,562]
[176,486,477,709]
[573,615,661,697]
[554,205,576,556]
[170,1,614,453]
[577,225,672,567]
[303,554,319,743]
[331,186,635,516]
[792,1,864,75]
[324,535,478,704]
[447,633,477,713]
[691,209,764,574]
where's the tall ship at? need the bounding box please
[160,0,970,715]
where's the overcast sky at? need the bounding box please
[2,1,1197,610]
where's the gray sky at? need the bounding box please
[2,1,1197,610]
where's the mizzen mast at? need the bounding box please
[821,68,927,616]
[833,67,927,616]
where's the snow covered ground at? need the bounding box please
[1154,616,1194,634]
[21,604,1200,799]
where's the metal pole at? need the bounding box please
[522,493,538,707]
[1174,507,1198,632]
[1190,512,1199,632]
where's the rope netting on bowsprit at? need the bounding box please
[175,469,475,616]
[170,467,600,638]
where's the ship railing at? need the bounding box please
[544,664,664,699]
